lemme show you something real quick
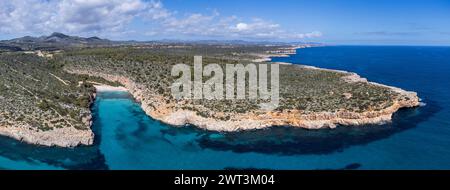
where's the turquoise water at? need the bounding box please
[1,46,450,169]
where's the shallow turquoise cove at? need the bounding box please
[1,46,450,169]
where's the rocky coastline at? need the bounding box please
[0,93,96,147]
[66,64,420,132]
[251,45,318,62]
[0,124,94,147]
[2,49,419,147]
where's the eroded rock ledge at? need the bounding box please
[0,94,95,147]
[0,124,94,147]
[66,65,420,132]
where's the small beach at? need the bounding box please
[94,85,128,92]
[0,46,449,169]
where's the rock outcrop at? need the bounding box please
[0,124,94,147]
[0,96,95,147]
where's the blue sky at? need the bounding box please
[1,0,449,45]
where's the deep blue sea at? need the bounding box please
[1,46,450,170]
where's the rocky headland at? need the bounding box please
[66,64,420,132]
[0,45,421,147]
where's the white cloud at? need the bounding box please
[0,0,165,36]
[57,0,144,32]
[235,23,249,31]
[0,0,322,40]
[291,31,323,39]
[0,0,57,33]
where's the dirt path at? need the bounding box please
[49,73,69,86]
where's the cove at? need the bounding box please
[92,90,428,169]
[0,46,449,170]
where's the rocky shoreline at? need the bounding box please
[1,45,421,147]
[0,124,94,147]
[0,79,133,147]
[0,94,96,147]
[251,45,318,62]
[66,64,420,132]
[0,58,421,147]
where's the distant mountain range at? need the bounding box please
[0,32,322,52]
[0,32,113,51]
[10,32,109,44]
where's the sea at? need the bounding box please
[1,46,449,170]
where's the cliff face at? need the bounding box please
[2,63,417,147]
[0,110,94,147]
[0,124,94,147]
[66,65,420,132]
[0,53,96,147]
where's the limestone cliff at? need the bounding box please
[66,65,420,132]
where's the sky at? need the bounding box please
[0,0,449,45]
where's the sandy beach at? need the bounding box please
[94,85,128,92]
